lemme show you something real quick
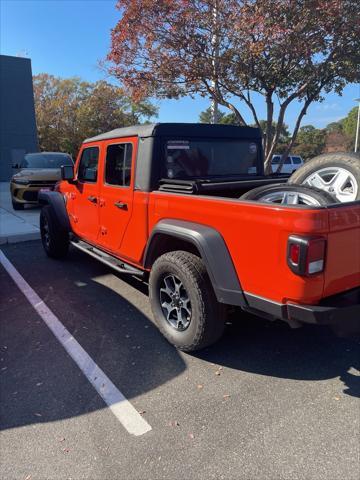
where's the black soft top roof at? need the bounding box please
[84,123,261,143]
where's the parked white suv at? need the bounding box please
[271,155,304,174]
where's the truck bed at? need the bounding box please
[141,191,360,305]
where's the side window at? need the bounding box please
[105,143,133,187]
[284,157,291,164]
[272,156,280,164]
[78,147,99,182]
[292,156,302,164]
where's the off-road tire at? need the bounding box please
[40,205,69,259]
[149,251,226,352]
[12,200,24,210]
[239,183,337,205]
[289,152,360,202]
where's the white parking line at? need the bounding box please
[0,250,152,436]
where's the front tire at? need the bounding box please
[149,251,226,352]
[12,200,24,210]
[40,205,69,259]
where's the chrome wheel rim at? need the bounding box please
[42,217,51,248]
[160,274,191,331]
[303,167,357,203]
[259,190,322,206]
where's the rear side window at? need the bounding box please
[105,143,133,186]
[78,147,99,182]
[272,156,281,164]
[163,139,259,179]
[292,156,302,164]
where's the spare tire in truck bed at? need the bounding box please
[288,152,360,203]
[239,183,337,206]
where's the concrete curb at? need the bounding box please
[0,231,40,245]
[1,182,41,245]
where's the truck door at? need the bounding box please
[72,145,101,243]
[98,139,136,254]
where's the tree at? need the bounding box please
[292,125,326,160]
[199,107,240,125]
[199,109,290,153]
[323,129,350,153]
[33,74,157,157]
[199,107,226,123]
[254,120,290,149]
[319,107,358,152]
[107,0,360,172]
[342,106,358,141]
[325,121,344,134]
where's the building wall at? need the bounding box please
[0,55,38,181]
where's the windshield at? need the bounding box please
[20,153,73,169]
[163,139,259,179]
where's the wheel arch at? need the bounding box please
[38,191,71,232]
[144,219,245,307]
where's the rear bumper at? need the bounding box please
[286,287,360,325]
[244,287,360,326]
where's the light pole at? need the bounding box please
[210,1,219,124]
[355,98,360,153]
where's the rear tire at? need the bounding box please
[40,205,69,259]
[289,152,360,203]
[12,200,24,210]
[239,183,337,206]
[149,251,226,352]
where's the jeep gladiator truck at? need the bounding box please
[39,123,360,351]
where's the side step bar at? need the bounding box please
[70,239,144,277]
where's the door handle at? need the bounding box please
[87,195,97,203]
[114,201,128,210]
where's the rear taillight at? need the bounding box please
[289,243,300,264]
[287,235,326,276]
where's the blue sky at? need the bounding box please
[1,0,359,131]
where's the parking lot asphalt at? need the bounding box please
[0,240,359,480]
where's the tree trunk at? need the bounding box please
[264,92,274,159]
[264,84,310,174]
[275,98,312,173]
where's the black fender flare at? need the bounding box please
[38,191,71,232]
[144,219,245,307]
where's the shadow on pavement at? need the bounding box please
[88,254,360,400]
[1,240,359,435]
[194,311,360,398]
[0,245,186,431]
[104,258,360,399]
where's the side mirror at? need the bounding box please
[61,164,75,181]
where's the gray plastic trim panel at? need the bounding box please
[144,219,245,306]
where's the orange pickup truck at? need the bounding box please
[39,124,360,351]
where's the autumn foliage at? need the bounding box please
[107,0,359,171]
[33,74,157,157]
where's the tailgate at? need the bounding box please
[323,203,360,297]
